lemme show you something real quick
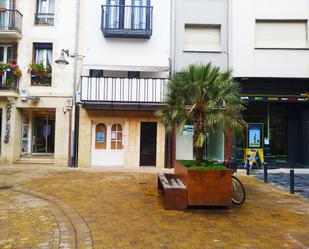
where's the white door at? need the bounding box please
[91,122,125,166]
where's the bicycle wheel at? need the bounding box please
[231,175,246,205]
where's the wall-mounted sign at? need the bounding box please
[247,123,263,149]
[97,132,105,143]
[183,125,194,136]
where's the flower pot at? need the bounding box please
[174,160,232,206]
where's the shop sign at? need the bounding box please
[97,132,105,143]
[247,123,263,149]
[183,125,194,136]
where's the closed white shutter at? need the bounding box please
[255,20,308,48]
[184,25,221,52]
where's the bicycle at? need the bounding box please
[231,174,246,205]
[224,159,246,205]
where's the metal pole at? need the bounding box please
[263,163,268,183]
[246,158,250,175]
[70,0,81,167]
[290,169,295,194]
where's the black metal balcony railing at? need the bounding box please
[0,72,19,91]
[35,13,54,26]
[101,5,153,38]
[0,9,22,33]
[81,77,167,103]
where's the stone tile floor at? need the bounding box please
[0,165,309,249]
[253,172,309,199]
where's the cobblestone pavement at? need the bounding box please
[0,166,309,249]
[253,171,309,199]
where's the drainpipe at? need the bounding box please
[170,0,176,74]
[70,0,81,168]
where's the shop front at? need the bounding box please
[21,109,55,158]
[234,78,309,168]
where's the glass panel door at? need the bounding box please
[0,46,12,86]
[32,114,55,154]
[0,0,12,29]
[131,0,148,29]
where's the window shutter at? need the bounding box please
[255,20,308,49]
[11,42,18,64]
[184,25,221,52]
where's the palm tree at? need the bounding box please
[157,63,247,166]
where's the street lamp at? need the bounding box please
[55,49,79,167]
[55,49,70,66]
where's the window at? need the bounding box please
[111,124,123,150]
[106,0,124,29]
[184,24,221,52]
[35,0,55,25]
[89,69,104,78]
[0,45,12,87]
[31,43,52,86]
[33,43,52,68]
[0,46,12,64]
[131,0,150,30]
[255,20,308,49]
[95,123,107,149]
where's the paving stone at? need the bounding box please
[1,166,309,248]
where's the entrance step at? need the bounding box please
[14,157,54,165]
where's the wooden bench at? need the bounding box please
[157,173,187,210]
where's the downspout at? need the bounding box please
[170,0,176,74]
[70,0,81,167]
[166,0,176,168]
[227,0,230,71]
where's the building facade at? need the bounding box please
[172,0,229,162]
[230,0,309,166]
[0,0,77,166]
[77,0,170,168]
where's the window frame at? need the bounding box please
[183,24,222,53]
[255,19,309,50]
[35,0,55,26]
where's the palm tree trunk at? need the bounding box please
[195,147,203,166]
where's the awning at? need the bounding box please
[82,64,170,72]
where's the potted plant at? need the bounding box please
[0,63,22,89]
[157,63,247,206]
[28,62,52,85]
[0,63,11,76]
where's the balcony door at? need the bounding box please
[0,45,12,86]
[92,121,125,166]
[0,0,12,29]
[36,0,54,25]
[131,0,149,30]
[106,0,125,29]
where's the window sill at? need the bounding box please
[183,50,223,54]
[255,47,309,51]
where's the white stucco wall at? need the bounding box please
[176,130,193,160]
[16,0,77,96]
[82,0,170,76]
[230,0,309,78]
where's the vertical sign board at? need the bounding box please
[248,124,263,149]
[245,123,264,165]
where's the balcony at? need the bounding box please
[80,77,167,110]
[101,5,153,39]
[35,13,54,26]
[0,9,23,39]
[0,72,19,97]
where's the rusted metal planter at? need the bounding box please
[174,160,232,206]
